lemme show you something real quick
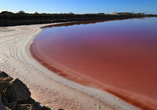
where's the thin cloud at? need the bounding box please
[0,10,19,13]
[0,10,5,12]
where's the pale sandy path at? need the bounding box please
[0,24,139,110]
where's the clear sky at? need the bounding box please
[0,0,157,14]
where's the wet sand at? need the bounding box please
[0,23,139,110]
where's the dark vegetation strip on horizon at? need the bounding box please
[0,10,157,26]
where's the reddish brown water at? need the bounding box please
[30,18,157,109]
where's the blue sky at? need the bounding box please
[0,0,157,14]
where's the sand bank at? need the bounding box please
[0,24,139,110]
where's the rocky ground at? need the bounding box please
[0,70,53,110]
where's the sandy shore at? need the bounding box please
[0,24,139,110]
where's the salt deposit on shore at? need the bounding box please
[0,24,139,110]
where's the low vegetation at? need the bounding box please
[0,11,157,26]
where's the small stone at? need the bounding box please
[17,97,35,104]
[0,105,11,110]
[2,96,17,110]
[0,77,13,82]
[0,94,4,105]
[40,106,51,110]
[5,78,31,102]
[0,94,11,110]
[33,102,39,106]
[0,71,13,82]
[27,98,36,104]
[5,101,17,110]
[17,97,42,110]
[34,103,42,110]
[16,104,35,110]
[0,82,10,92]
[0,71,9,78]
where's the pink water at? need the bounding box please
[30,18,157,109]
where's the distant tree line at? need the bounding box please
[0,10,156,26]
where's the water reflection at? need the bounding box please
[31,17,157,109]
[41,17,144,28]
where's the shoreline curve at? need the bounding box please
[0,23,139,110]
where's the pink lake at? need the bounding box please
[30,18,157,109]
